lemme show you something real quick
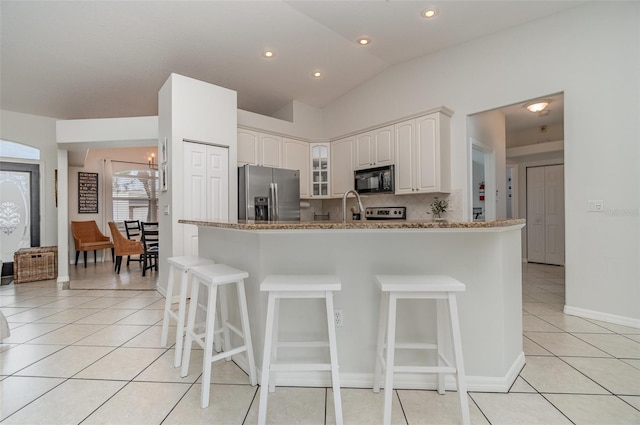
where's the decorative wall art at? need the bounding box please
[78,172,98,213]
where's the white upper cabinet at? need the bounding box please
[355,125,395,169]
[237,128,282,168]
[310,143,330,198]
[283,138,310,198]
[330,136,355,197]
[395,112,451,194]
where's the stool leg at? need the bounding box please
[173,268,190,367]
[161,265,176,348]
[268,297,280,393]
[219,284,232,360]
[448,293,470,425]
[373,291,389,393]
[200,284,218,408]
[237,279,257,386]
[325,291,343,425]
[383,293,397,425]
[436,298,446,395]
[258,292,277,425]
[180,277,201,378]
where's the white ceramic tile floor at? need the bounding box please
[0,262,639,424]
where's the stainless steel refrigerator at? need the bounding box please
[238,165,300,221]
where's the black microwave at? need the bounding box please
[354,165,395,194]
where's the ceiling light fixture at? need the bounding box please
[525,100,551,113]
[312,71,323,78]
[357,37,370,46]
[262,50,275,59]
[422,8,438,19]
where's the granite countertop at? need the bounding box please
[179,218,526,230]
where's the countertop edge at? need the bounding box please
[179,219,526,231]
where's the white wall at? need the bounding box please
[157,73,238,295]
[508,122,564,148]
[468,109,507,219]
[0,110,58,247]
[238,100,325,140]
[322,3,640,324]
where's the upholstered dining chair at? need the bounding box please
[71,221,114,268]
[108,221,144,274]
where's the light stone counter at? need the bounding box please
[179,218,525,231]
[182,219,526,392]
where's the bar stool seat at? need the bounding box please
[180,263,258,408]
[161,256,215,367]
[258,275,343,425]
[373,274,470,425]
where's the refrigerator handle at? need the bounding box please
[273,182,279,221]
[269,182,276,221]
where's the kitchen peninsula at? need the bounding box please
[180,218,526,392]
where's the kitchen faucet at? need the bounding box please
[342,189,364,222]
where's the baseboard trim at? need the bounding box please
[232,351,525,393]
[564,305,640,329]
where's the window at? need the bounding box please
[0,139,40,160]
[112,162,158,223]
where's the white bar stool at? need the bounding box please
[161,256,215,367]
[373,274,470,425]
[180,263,258,408]
[258,275,343,425]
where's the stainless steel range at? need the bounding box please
[364,206,406,220]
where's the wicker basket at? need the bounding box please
[13,246,58,284]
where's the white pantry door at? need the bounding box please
[527,164,565,265]
[183,142,229,256]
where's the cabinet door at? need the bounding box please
[237,129,259,165]
[331,137,354,197]
[260,134,282,168]
[415,114,438,192]
[283,138,310,198]
[394,120,415,194]
[373,125,394,166]
[310,144,330,197]
[355,132,373,169]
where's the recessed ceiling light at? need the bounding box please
[357,37,370,46]
[525,100,551,113]
[422,8,438,19]
[262,49,275,59]
[312,71,323,78]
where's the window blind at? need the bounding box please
[111,162,158,223]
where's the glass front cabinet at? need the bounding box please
[310,143,330,198]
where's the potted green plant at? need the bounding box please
[429,197,448,220]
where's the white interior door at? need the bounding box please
[183,142,229,257]
[544,165,565,265]
[527,165,564,265]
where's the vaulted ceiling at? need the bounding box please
[1,1,575,130]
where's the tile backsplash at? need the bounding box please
[303,190,463,222]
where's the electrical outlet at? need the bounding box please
[334,309,343,327]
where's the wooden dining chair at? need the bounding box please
[124,220,143,266]
[141,222,159,276]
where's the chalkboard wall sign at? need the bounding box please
[78,172,99,214]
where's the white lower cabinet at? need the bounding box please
[283,138,310,198]
[330,136,355,197]
[395,112,451,194]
